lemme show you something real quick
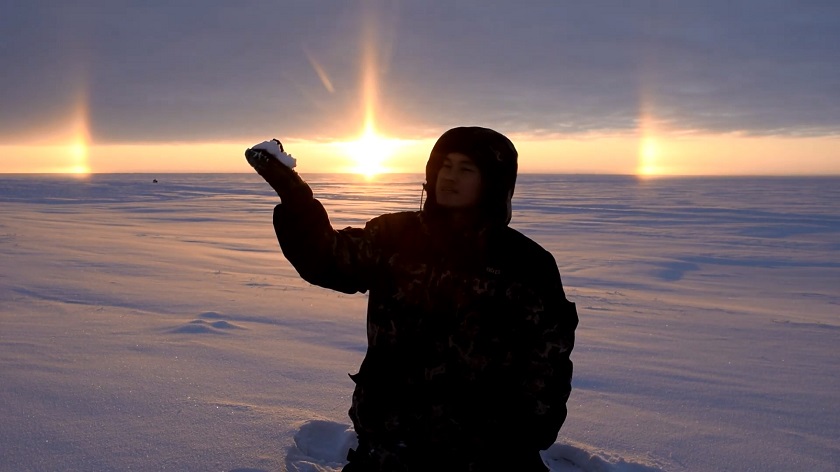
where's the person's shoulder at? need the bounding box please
[368,210,421,226]
[497,226,555,262]
[494,227,564,290]
[365,211,423,236]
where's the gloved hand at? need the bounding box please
[247,139,297,168]
[245,139,312,203]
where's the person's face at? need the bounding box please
[435,152,482,209]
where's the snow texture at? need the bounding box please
[0,173,837,472]
[251,139,297,168]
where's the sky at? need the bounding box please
[1,0,839,175]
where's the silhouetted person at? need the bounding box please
[246,127,578,471]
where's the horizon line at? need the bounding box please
[2,171,839,178]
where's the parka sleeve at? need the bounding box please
[272,195,384,295]
[520,251,578,450]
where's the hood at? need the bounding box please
[423,126,519,227]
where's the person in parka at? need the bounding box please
[246,127,578,471]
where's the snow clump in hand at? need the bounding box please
[251,139,297,169]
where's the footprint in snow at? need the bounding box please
[284,420,666,472]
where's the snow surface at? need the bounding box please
[0,173,837,472]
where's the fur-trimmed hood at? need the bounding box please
[423,126,519,227]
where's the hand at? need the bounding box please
[245,139,297,169]
[245,140,310,202]
[247,139,297,169]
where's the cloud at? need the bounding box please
[1,1,838,143]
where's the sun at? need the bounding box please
[636,137,662,177]
[340,125,405,178]
[65,139,91,175]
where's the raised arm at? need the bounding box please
[246,141,380,294]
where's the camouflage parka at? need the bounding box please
[271,127,578,468]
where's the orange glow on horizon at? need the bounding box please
[2,133,840,175]
[68,89,91,174]
[635,87,666,177]
[326,2,412,178]
[336,124,412,177]
[0,81,94,174]
[358,4,385,177]
[64,118,91,175]
[637,137,662,178]
[64,70,93,175]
